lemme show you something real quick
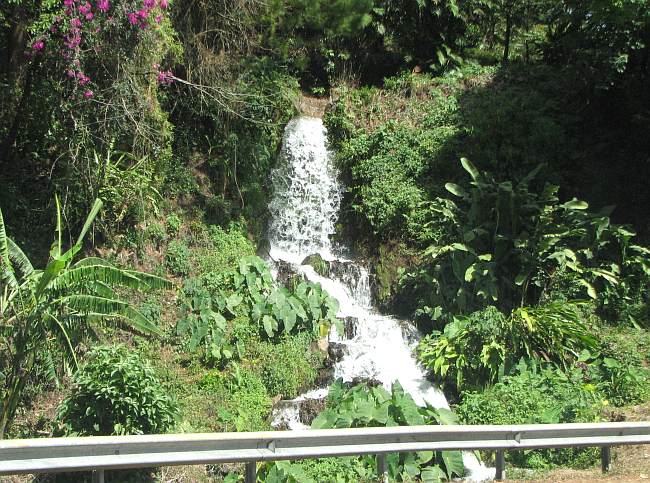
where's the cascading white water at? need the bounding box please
[268,117,342,264]
[267,116,494,481]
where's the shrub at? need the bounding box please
[165,239,191,276]
[457,363,602,468]
[145,221,166,248]
[56,345,178,436]
[166,213,182,237]
[197,256,341,340]
[312,381,464,481]
[257,333,322,398]
[417,303,597,391]
[403,158,645,322]
[192,224,255,276]
[200,365,272,432]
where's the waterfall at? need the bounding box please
[267,116,494,481]
[268,117,342,264]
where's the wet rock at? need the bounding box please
[327,342,347,363]
[274,260,305,289]
[301,253,330,276]
[314,366,334,388]
[299,398,327,426]
[273,421,291,431]
[342,316,358,339]
[350,377,383,388]
[256,238,271,259]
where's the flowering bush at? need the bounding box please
[31,0,176,99]
[17,0,183,235]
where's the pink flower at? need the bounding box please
[84,90,94,98]
[136,8,148,19]
[78,2,91,14]
[65,33,81,49]
[78,73,90,85]
[155,14,163,23]
[159,0,168,9]
[64,0,74,6]
[97,0,110,12]
[70,18,82,27]
[85,12,94,20]
[31,40,45,52]
[127,12,138,24]
[157,69,174,85]
[66,69,77,78]
[143,0,155,7]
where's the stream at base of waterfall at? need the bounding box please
[266,116,494,482]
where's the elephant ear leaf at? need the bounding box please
[420,465,446,483]
[460,157,479,181]
[441,450,464,478]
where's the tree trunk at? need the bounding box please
[0,343,36,439]
[503,15,513,63]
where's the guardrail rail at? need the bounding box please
[1,422,650,482]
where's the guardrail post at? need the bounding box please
[601,446,611,473]
[495,450,505,481]
[245,461,257,483]
[376,453,388,483]
[91,470,104,483]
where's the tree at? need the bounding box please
[0,197,170,438]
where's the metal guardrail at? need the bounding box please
[1,422,649,482]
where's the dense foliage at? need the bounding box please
[260,380,464,482]
[1,0,650,479]
[56,345,178,436]
[0,198,169,438]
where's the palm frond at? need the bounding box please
[55,294,162,335]
[50,265,146,291]
[43,311,78,369]
[7,238,34,279]
[75,198,103,250]
[0,207,19,289]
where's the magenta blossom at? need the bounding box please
[31,40,45,52]
[84,90,94,99]
[154,14,163,23]
[127,12,138,24]
[159,0,169,9]
[97,0,110,12]
[78,73,91,85]
[157,69,174,85]
[78,2,91,14]
[71,17,82,27]
[85,12,94,20]
[143,0,155,7]
[64,0,74,6]
[136,9,149,19]
[65,33,82,49]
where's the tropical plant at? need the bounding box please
[56,345,178,436]
[311,380,465,481]
[417,302,598,390]
[206,256,341,339]
[403,158,642,322]
[457,360,602,468]
[175,277,242,367]
[0,197,169,438]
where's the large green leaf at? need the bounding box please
[460,157,479,181]
[441,450,464,478]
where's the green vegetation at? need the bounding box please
[2,0,650,479]
[0,198,169,438]
[261,380,464,482]
[56,345,178,436]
